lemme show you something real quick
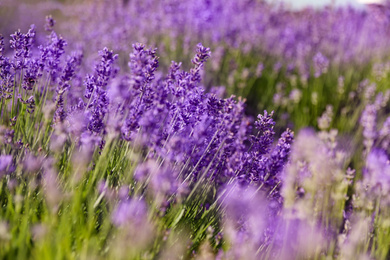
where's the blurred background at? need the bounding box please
[271,0,385,9]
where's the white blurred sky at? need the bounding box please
[269,0,384,9]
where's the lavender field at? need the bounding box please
[1,0,390,259]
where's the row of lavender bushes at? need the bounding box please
[0,2,389,260]
[59,0,390,132]
[2,0,390,132]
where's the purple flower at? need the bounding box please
[360,104,377,151]
[0,155,13,177]
[0,55,14,99]
[61,52,83,84]
[53,52,83,124]
[364,148,390,194]
[191,43,211,67]
[264,129,294,191]
[23,153,44,173]
[235,111,292,193]
[313,52,329,78]
[42,161,62,212]
[190,43,211,84]
[39,31,67,81]
[22,59,41,91]
[221,182,268,257]
[83,48,118,134]
[379,117,390,151]
[120,44,160,140]
[84,75,96,100]
[252,111,276,156]
[95,47,119,88]
[53,94,66,124]
[86,88,109,134]
[128,43,158,91]
[10,25,36,70]
[111,198,148,227]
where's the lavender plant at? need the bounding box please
[0,20,294,259]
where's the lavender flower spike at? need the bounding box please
[360,104,377,152]
[253,111,276,156]
[10,25,36,70]
[191,43,211,67]
[190,43,211,84]
[267,128,294,178]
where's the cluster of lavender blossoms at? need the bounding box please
[103,42,294,211]
[0,18,294,254]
